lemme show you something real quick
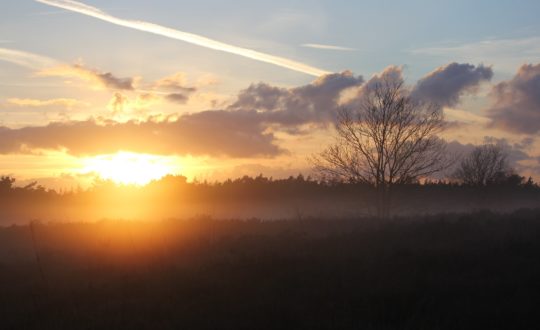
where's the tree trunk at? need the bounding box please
[376,184,392,218]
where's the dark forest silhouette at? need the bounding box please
[1,170,539,224]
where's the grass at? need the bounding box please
[1,209,540,329]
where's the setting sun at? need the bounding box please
[81,152,178,185]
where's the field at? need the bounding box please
[2,209,540,329]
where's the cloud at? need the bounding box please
[0,47,58,69]
[301,43,356,51]
[443,108,490,125]
[35,0,330,77]
[337,65,404,110]
[1,47,136,92]
[487,63,540,134]
[3,64,525,160]
[154,72,193,91]
[106,92,161,116]
[153,72,197,104]
[165,93,189,104]
[107,93,130,114]
[409,37,540,74]
[38,64,134,90]
[482,136,531,166]
[0,71,365,157]
[229,71,364,126]
[7,98,89,108]
[0,111,283,157]
[1,47,205,106]
[412,63,493,107]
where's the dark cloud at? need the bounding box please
[412,63,493,107]
[95,70,134,90]
[165,93,190,104]
[229,71,364,126]
[487,63,540,133]
[0,110,283,157]
[154,72,197,104]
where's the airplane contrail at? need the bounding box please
[35,0,331,77]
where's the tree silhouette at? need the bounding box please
[311,77,448,217]
[454,144,511,186]
[0,176,16,193]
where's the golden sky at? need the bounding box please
[1,0,540,188]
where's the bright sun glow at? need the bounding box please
[81,152,178,185]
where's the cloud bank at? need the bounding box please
[0,63,516,160]
[229,71,365,127]
[0,112,282,157]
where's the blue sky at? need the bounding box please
[0,0,539,187]
[2,0,539,83]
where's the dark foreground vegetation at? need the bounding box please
[1,209,540,329]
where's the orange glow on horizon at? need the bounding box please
[81,151,178,185]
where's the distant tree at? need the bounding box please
[0,176,16,192]
[454,144,512,186]
[311,78,448,217]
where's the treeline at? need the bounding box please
[2,172,538,198]
[1,173,539,224]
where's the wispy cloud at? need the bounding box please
[0,47,135,91]
[410,37,540,57]
[409,37,540,74]
[301,43,356,51]
[0,46,198,107]
[7,98,89,108]
[0,47,58,69]
[35,0,330,77]
[38,64,135,90]
[444,108,490,125]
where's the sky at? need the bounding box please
[1,0,540,188]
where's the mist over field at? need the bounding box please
[1,174,540,224]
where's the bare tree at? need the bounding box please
[311,78,448,217]
[454,144,511,186]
